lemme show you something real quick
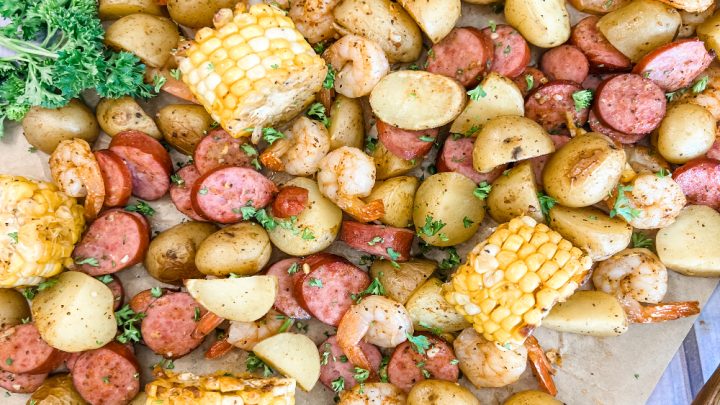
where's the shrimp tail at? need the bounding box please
[337,312,377,380]
[192,312,225,339]
[346,198,384,223]
[259,150,285,172]
[205,338,234,359]
[625,300,701,324]
[525,336,558,397]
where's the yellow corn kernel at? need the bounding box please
[501,314,522,331]
[538,242,558,259]
[547,231,563,244]
[537,261,559,281]
[505,260,528,283]
[535,288,560,310]
[525,253,545,272]
[523,308,543,326]
[553,249,571,267]
[488,228,510,246]
[467,274,483,291]
[502,234,525,252]
[511,293,535,315]
[529,231,550,247]
[483,320,500,334]
[516,242,536,259]
[201,37,223,55]
[518,225,534,242]
[190,50,209,66]
[490,306,511,323]
[493,329,512,345]
[195,27,215,42]
[480,299,497,314]
[546,269,570,290]
[496,250,517,269]
[518,271,541,293]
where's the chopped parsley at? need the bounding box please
[323,64,336,89]
[692,75,709,93]
[169,69,181,80]
[463,216,474,228]
[406,334,431,355]
[170,173,185,186]
[418,135,435,142]
[386,247,400,261]
[150,287,162,298]
[307,102,330,127]
[115,305,145,344]
[367,236,384,246]
[418,215,446,237]
[537,192,557,222]
[656,168,670,178]
[75,256,99,267]
[277,316,293,333]
[308,278,323,288]
[96,275,113,284]
[353,367,370,383]
[631,232,654,250]
[287,262,299,274]
[467,85,487,101]
[246,352,274,377]
[350,277,385,303]
[241,144,258,156]
[365,137,378,154]
[5,358,12,366]
[439,247,461,270]
[155,358,175,369]
[525,74,534,91]
[152,74,166,93]
[194,307,201,321]
[7,232,17,244]
[572,89,593,110]
[418,321,443,336]
[379,355,390,383]
[474,181,492,200]
[330,376,345,392]
[488,20,497,32]
[21,278,58,300]
[125,200,155,216]
[301,227,316,240]
[262,127,285,144]
[609,185,641,222]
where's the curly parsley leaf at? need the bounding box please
[307,102,329,127]
[473,181,492,200]
[572,89,593,110]
[537,192,557,222]
[609,185,641,222]
[631,232,654,250]
[406,334,431,355]
[246,352,274,377]
[124,200,155,216]
[115,305,145,344]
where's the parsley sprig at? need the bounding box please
[115,305,145,344]
[609,185,641,222]
[350,277,385,302]
[307,102,329,127]
[246,352,274,377]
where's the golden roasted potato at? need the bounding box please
[656,103,716,164]
[407,380,480,405]
[29,374,86,404]
[167,0,238,29]
[548,205,632,261]
[157,104,214,155]
[253,333,320,391]
[504,390,564,405]
[406,278,470,332]
[505,0,571,48]
[487,161,543,223]
[397,0,460,43]
[185,276,277,322]
[99,0,163,20]
[568,0,630,14]
[542,290,629,336]
[329,95,364,150]
[105,14,179,68]
[96,97,161,139]
[656,205,720,276]
[22,100,99,154]
[145,222,218,284]
[195,222,272,276]
[473,116,555,173]
[372,142,421,180]
[679,4,716,37]
[450,73,525,136]
[698,9,720,57]
[370,259,436,304]
[365,176,419,227]
[0,289,30,331]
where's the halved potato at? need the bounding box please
[486,161,543,223]
[372,142,421,180]
[0,289,30,330]
[656,205,720,276]
[252,333,320,391]
[96,97,161,139]
[472,116,554,173]
[370,71,466,130]
[542,291,629,336]
[104,14,179,68]
[450,73,525,136]
[407,379,480,405]
[99,0,163,20]
[698,11,720,57]
[549,205,632,261]
[31,271,116,352]
[504,390,564,405]
[406,278,470,333]
[398,0,460,42]
[365,176,419,227]
[185,276,277,322]
[370,259,436,304]
[505,0,571,48]
[329,95,364,150]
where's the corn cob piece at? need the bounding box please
[177,3,327,138]
[145,370,296,405]
[444,216,592,349]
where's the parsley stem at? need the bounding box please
[0,37,58,59]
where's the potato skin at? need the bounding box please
[99,0,163,20]
[472,116,555,173]
[96,97,161,139]
[105,14,179,68]
[487,161,543,223]
[398,0,460,43]
[370,259,435,304]
[407,379,480,405]
[413,172,485,247]
[329,95,364,150]
[365,176,419,227]
[503,390,564,405]
[157,104,214,155]
[505,0,570,48]
[657,103,716,164]
[0,289,30,331]
[22,100,99,154]
[656,205,720,276]
[372,142,421,180]
[145,222,218,284]
[195,222,272,276]
[167,0,237,29]
[29,374,86,404]
[549,205,632,261]
[698,10,720,57]
[543,132,626,207]
[406,278,470,333]
[542,290,629,336]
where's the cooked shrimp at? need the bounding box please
[289,0,339,44]
[618,297,700,324]
[259,116,330,176]
[453,327,527,388]
[624,145,670,174]
[323,35,390,98]
[525,336,557,396]
[609,173,686,229]
[338,382,407,405]
[192,312,225,340]
[49,139,105,220]
[336,296,413,376]
[317,146,384,222]
[204,310,287,359]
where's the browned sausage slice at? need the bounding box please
[437,137,506,184]
[376,120,439,161]
[706,139,720,161]
[588,110,647,144]
[0,323,67,375]
[481,24,531,78]
[540,45,589,84]
[129,288,176,314]
[190,166,278,224]
[94,149,132,207]
[265,258,311,320]
[105,274,124,311]
[570,16,632,72]
[72,209,150,276]
[140,292,206,358]
[632,39,714,92]
[425,27,493,87]
[319,335,382,391]
[0,370,47,393]
[271,186,309,219]
[594,74,666,135]
[673,158,720,210]
[513,67,548,97]
[339,221,414,261]
[169,164,208,221]
[193,129,254,175]
[71,342,140,405]
[109,130,171,201]
[295,254,370,327]
[525,81,589,131]
[387,334,459,392]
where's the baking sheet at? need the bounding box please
[2,2,719,404]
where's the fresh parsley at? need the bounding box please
[418,215,446,237]
[379,355,390,383]
[609,185,641,222]
[368,236,384,246]
[439,247,461,270]
[96,275,113,284]
[194,307,201,322]
[150,287,162,298]
[525,74,534,91]
[406,334,431,354]
[631,232,654,250]
[287,262,299,274]
[262,127,285,144]
[323,64,335,89]
[7,232,17,244]
[350,277,385,303]
[537,192,557,222]
[467,85,487,101]
[246,352,274,377]
[277,316,293,333]
[572,89,593,110]
[418,321,443,336]
[330,376,345,392]
[353,367,370,383]
[241,144,258,156]
[463,216,474,228]
[308,278,323,288]
[656,168,670,178]
[170,173,185,187]
[115,305,145,344]
[692,75,709,93]
[21,278,58,300]
[169,69,181,80]
[418,135,435,142]
[474,181,492,200]
[125,200,155,216]
[386,247,400,261]
[488,20,497,32]
[307,102,329,127]
[301,227,316,240]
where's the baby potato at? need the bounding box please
[167,0,237,29]
[698,10,720,57]
[157,104,214,155]
[406,278,470,332]
[195,222,272,276]
[398,0,460,43]
[370,259,436,304]
[657,103,716,164]
[372,142,421,180]
[334,0,422,62]
[450,73,525,136]
[413,172,485,247]
[407,380,480,405]
[145,222,218,284]
[329,95,364,150]
[543,290,629,336]
[656,205,720,276]
[365,176,419,227]
[504,390,564,405]
[0,289,30,331]
[29,374,86,404]
[473,116,555,173]
[505,0,571,48]
[543,132,626,207]
[22,100,99,154]
[105,14,179,68]
[549,205,632,261]
[96,97,161,139]
[487,161,543,224]
[98,0,163,20]
[253,333,320,391]
[679,4,716,38]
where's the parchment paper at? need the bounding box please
[2,3,718,404]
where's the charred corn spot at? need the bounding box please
[178,3,327,138]
[444,216,592,348]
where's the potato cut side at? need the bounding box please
[185,276,277,322]
[543,291,628,336]
[253,333,321,391]
[549,205,632,261]
[450,73,525,136]
[398,0,461,43]
[472,116,554,173]
[486,161,543,224]
[406,278,470,333]
[656,205,720,276]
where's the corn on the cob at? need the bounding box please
[145,370,296,405]
[444,216,592,349]
[178,3,327,138]
[0,175,85,288]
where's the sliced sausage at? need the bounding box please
[72,209,150,276]
[271,186,309,219]
[376,120,439,161]
[437,137,506,184]
[295,253,370,327]
[0,370,46,393]
[94,149,132,207]
[425,27,493,87]
[190,166,278,224]
[581,74,609,91]
[706,138,720,160]
[570,16,632,72]
[71,342,140,405]
[540,45,589,84]
[319,335,382,390]
[525,81,589,131]
[140,292,206,358]
[513,67,548,97]
[632,39,714,92]
[339,221,414,261]
[594,74,666,135]
[193,129,254,175]
[482,24,531,78]
[673,158,720,209]
[105,274,124,311]
[0,323,67,375]
[387,334,459,392]
[169,164,207,221]
[588,110,647,144]
[109,130,172,201]
[530,135,572,186]
[265,258,311,320]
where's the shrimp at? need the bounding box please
[317,146,384,222]
[338,382,407,405]
[593,248,701,323]
[608,173,686,229]
[289,0,339,44]
[525,336,558,396]
[323,35,390,98]
[204,309,287,359]
[49,139,105,220]
[259,116,330,176]
[336,296,413,376]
